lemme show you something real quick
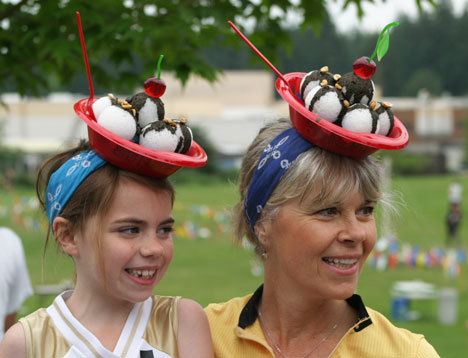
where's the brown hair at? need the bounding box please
[36,140,175,279]
[233,119,383,257]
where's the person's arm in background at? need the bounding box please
[4,228,33,334]
[4,312,17,332]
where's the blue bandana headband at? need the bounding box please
[245,127,314,230]
[46,150,106,223]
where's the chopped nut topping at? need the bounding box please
[333,74,341,81]
[343,100,350,108]
[335,83,342,90]
[118,98,133,110]
[320,79,328,87]
[320,66,329,73]
[163,118,177,127]
[382,101,393,109]
[370,101,377,110]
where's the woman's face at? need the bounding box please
[75,179,174,304]
[260,191,376,300]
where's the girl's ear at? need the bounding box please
[53,217,78,257]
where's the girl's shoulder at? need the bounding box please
[18,307,52,339]
[1,308,53,358]
[147,295,213,357]
[149,295,207,331]
[175,298,214,358]
[0,322,27,358]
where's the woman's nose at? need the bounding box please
[337,216,368,243]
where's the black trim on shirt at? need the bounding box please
[238,285,264,329]
[238,284,372,332]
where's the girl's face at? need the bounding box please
[75,179,174,304]
[260,191,376,300]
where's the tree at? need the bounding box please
[402,68,443,96]
[0,0,435,96]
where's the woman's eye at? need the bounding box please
[316,207,338,217]
[359,206,375,216]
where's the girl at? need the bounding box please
[0,142,213,357]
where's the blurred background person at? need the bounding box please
[0,227,33,340]
[446,202,462,247]
[448,180,462,205]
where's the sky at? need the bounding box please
[326,0,468,33]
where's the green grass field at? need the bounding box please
[1,175,467,357]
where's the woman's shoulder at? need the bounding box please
[204,293,254,327]
[205,294,253,315]
[366,306,421,338]
[364,307,439,357]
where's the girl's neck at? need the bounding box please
[67,280,134,319]
[63,281,135,351]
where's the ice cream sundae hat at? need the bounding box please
[228,21,408,159]
[74,12,207,178]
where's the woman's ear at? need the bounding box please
[254,220,271,250]
[53,217,78,257]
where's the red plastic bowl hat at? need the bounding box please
[75,12,207,178]
[228,21,409,159]
[276,73,408,158]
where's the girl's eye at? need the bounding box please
[119,226,140,235]
[157,226,174,239]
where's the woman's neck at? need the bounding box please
[261,281,347,336]
[259,279,356,357]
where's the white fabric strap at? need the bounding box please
[47,292,167,358]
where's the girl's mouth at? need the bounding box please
[125,268,156,280]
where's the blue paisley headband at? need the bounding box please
[245,127,314,230]
[45,150,106,223]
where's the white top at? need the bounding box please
[47,292,171,358]
[448,182,462,204]
[0,227,33,339]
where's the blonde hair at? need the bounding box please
[36,141,175,282]
[233,119,383,256]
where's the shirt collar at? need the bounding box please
[238,284,373,332]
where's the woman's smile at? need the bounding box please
[321,256,360,275]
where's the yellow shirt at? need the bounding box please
[19,293,179,358]
[205,286,439,358]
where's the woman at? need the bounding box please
[205,119,439,357]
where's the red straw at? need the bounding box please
[76,11,94,99]
[228,21,287,85]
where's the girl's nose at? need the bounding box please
[140,235,164,257]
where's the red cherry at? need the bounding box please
[353,56,376,80]
[144,77,166,98]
